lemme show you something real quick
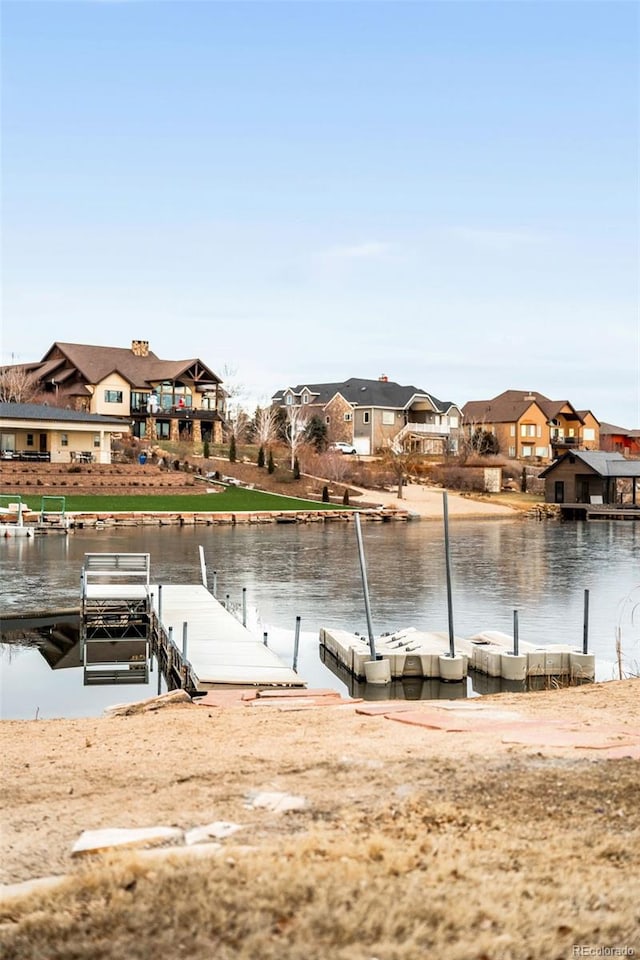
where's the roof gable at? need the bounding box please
[273,378,456,412]
[35,343,221,389]
[539,450,640,479]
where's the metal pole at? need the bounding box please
[442,493,456,657]
[212,571,217,597]
[198,545,207,587]
[157,584,162,622]
[583,589,590,654]
[242,587,247,627]
[182,621,188,661]
[354,512,376,660]
[513,610,519,656]
[292,616,301,671]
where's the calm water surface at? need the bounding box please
[1,518,638,719]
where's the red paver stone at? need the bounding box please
[256,688,339,699]
[355,703,420,716]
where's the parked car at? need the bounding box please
[329,441,358,455]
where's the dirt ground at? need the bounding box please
[1,679,638,959]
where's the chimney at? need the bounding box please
[378,374,388,382]
[524,392,536,401]
[131,340,149,357]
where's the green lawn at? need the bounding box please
[8,487,347,514]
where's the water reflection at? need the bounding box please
[1,519,637,718]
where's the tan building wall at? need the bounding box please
[493,403,550,460]
[324,395,354,443]
[580,412,599,450]
[91,373,131,418]
[370,408,404,452]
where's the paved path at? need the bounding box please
[352,482,517,519]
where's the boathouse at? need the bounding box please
[540,450,640,506]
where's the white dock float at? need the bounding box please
[319,627,469,682]
[320,626,596,684]
[152,584,305,689]
[464,631,596,682]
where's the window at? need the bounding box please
[510,425,516,437]
[61,434,69,447]
[104,390,123,403]
[522,445,533,457]
[344,412,353,422]
[583,428,595,441]
[26,434,34,447]
[382,411,394,425]
[302,393,310,404]
[449,416,458,429]
[325,416,330,424]
[535,446,547,458]
[508,445,516,458]
[520,424,536,437]
[131,391,149,413]
[363,411,370,424]
[156,421,170,439]
[285,395,293,405]
[93,434,100,448]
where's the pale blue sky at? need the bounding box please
[2,0,639,425]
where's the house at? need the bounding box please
[0,402,130,464]
[599,422,640,457]
[462,390,600,461]
[539,450,640,506]
[2,340,226,446]
[272,376,462,456]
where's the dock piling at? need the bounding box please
[293,616,301,671]
[242,588,247,627]
[442,493,456,657]
[583,589,590,654]
[198,545,207,587]
[212,571,217,597]
[263,631,268,647]
[158,584,162,622]
[513,610,519,656]
[354,512,376,661]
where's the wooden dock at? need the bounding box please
[151,584,305,690]
[558,502,640,521]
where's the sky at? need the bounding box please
[2,0,639,426]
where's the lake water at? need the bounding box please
[1,518,638,719]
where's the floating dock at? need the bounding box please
[319,627,469,682]
[319,626,596,685]
[78,552,305,691]
[151,583,305,690]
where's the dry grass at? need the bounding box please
[1,682,639,959]
[2,770,638,960]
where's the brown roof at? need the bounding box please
[35,342,221,389]
[463,389,585,425]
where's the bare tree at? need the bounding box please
[0,365,39,404]
[284,405,308,470]
[378,441,420,499]
[253,405,280,447]
[224,407,251,444]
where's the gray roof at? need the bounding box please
[0,402,130,426]
[540,450,640,479]
[272,378,459,413]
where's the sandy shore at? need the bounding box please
[1,679,638,959]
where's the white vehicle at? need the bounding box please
[329,441,357,455]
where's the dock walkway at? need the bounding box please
[152,584,304,690]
